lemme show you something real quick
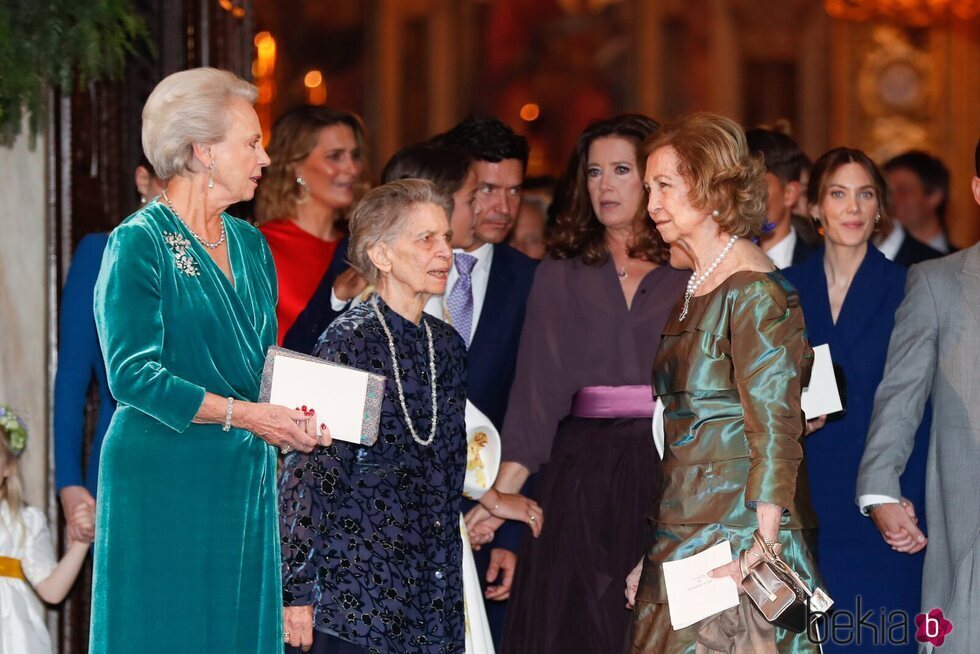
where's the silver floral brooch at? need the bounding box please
[162,231,200,277]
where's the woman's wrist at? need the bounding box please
[479,488,500,512]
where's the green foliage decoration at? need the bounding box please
[0,0,150,146]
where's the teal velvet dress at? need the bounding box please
[631,271,822,654]
[90,202,281,652]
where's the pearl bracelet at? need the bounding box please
[222,396,234,432]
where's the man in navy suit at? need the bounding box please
[435,115,539,646]
[746,127,820,268]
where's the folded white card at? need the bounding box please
[801,343,842,420]
[258,346,385,446]
[662,540,740,630]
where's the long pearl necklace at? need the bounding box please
[161,189,226,249]
[678,234,739,322]
[371,295,438,446]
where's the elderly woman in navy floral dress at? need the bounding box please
[279,179,537,654]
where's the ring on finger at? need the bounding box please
[529,514,537,523]
[281,444,293,454]
[284,630,291,640]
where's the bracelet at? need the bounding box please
[222,397,234,432]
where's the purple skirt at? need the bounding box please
[502,416,663,654]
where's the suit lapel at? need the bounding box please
[956,244,980,326]
[469,245,512,355]
[835,248,890,351]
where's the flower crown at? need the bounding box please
[0,405,28,457]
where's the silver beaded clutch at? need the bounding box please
[258,346,385,446]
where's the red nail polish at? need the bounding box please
[301,405,307,412]
[320,423,326,430]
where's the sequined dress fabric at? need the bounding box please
[280,297,468,653]
[630,271,822,654]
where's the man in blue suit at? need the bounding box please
[434,115,539,646]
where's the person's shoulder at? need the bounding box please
[74,232,110,260]
[912,245,974,281]
[725,270,795,313]
[109,204,169,248]
[321,301,376,342]
[225,214,266,246]
[18,505,50,537]
[494,244,539,275]
[423,313,466,353]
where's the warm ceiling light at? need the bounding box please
[519,103,541,122]
[304,70,323,89]
[825,0,980,25]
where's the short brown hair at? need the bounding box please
[808,147,892,234]
[256,105,368,222]
[348,179,452,284]
[641,112,767,238]
[548,114,668,265]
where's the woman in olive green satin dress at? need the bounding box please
[626,113,823,654]
[90,68,324,653]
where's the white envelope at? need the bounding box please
[801,343,843,419]
[258,346,385,446]
[662,541,740,630]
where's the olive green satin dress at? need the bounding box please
[631,271,822,654]
[90,202,281,652]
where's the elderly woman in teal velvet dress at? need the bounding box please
[626,113,822,654]
[90,68,324,653]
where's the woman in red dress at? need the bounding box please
[257,106,368,343]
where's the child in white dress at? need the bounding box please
[1,406,93,654]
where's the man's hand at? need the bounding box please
[333,268,368,302]
[870,500,927,554]
[59,485,96,542]
[484,548,517,601]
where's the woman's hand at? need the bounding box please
[333,268,369,302]
[68,502,96,546]
[805,414,827,435]
[870,499,927,554]
[237,402,325,453]
[464,504,503,549]
[478,488,543,537]
[283,605,314,651]
[625,559,643,609]
[707,551,756,592]
[59,486,96,543]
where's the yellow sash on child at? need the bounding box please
[0,555,25,580]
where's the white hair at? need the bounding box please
[141,67,258,180]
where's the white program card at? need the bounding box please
[801,343,843,419]
[662,540,740,630]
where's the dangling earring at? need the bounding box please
[296,176,309,204]
[208,160,215,189]
[874,212,881,224]
[140,196,147,205]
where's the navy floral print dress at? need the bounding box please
[280,296,468,653]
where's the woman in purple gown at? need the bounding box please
[467,114,688,654]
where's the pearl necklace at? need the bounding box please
[371,295,438,446]
[161,189,226,249]
[678,234,739,322]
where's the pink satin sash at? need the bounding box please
[569,385,655,419]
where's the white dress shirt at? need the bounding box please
[331,242,495,346]
[926,232,950,254]
[765,227,798,270]
[875,223,905,261]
